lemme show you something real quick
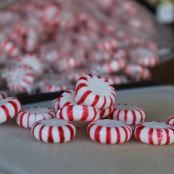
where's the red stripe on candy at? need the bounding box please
[124,110,128,122]
[148,128,154,144]
[1,105,11,121]
[100,96,106,110]
[94,126,102,143]
[115,127,120,144]
[135,125,144,142]
[67,106,74,121]
[48,126,54,143]
[58,126,65,143]
[77,90,92,105]
[8,100,18,115]
[81,106,88,121]
[91,95,99,107]
[106,127,111,144]
[156,128,163,145]
[39,125,45,141]
[75,83,87,95]
[132,111,136,125]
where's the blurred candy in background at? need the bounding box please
[0,0,173,96]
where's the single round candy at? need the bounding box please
[109,104,145,125]
[19,54,44,75]
[0,91,7,99]
[57,105,100,122]
[75,74,116,109]
[166,115,174,126]
[6,65,35,93]
[16,107,55,128]
[87,119,132,144]
[31,119,76,143]
[134,122,174,145]
[0,97,21,124]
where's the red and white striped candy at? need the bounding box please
[94,58,126,74]
[125,64,151,81]
[16,107,55,128]
[19,54,44,76]
[87,119,132,144]
[0,97,21,124]
[58,89,75,110]
[75,74,116,109]
[166,115,174,126]
[31,119,76,143]
[134,122,174,145]
[109,104,145,125]
[0,91,7,99]
[99,105,114,118]
[7,65,35,93]
[130,48,159,67]
[57,105,100,122]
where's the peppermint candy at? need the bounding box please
[16,107,55,128]
[109,104,146,125]
[75,74,116,109]
[134,122,174,145]
[0,97,21,124]
[31,119,76,143]
[87,119,132,144]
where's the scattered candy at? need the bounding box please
[16,107,55,128]
[109,104,146,125]
[0,97,21,124]
[134,122,174,145]
[18,54,44,76]
[57,105,100,122]
[6,65,35,93]
[31,119,76,143]
[0,0,159,95]
[87,119,132,144]
[75,74,116,109]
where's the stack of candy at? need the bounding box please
[0,0,159,95]
[1,74,174,146]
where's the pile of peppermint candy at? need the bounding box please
[1,74,174,145]
[0,0,159,95]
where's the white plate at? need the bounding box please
[1,86,174,174]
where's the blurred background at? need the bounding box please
[0,0,173,97]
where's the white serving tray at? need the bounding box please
[1,86,174,174]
